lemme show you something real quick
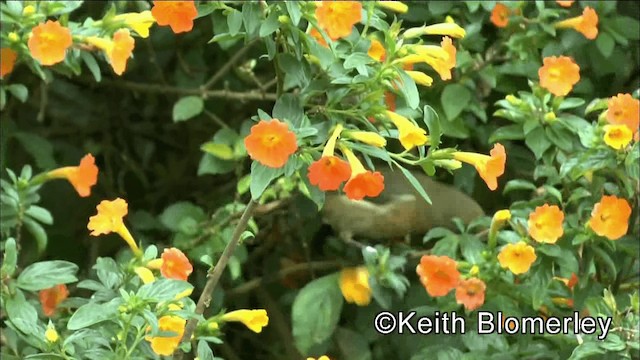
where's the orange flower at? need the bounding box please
[556,0,574,7]
[244,119,298,168]
[385,92,397,112]
[416,255,460,297]
[607,94,639,137]
[145,315,186,356]
[554,272,578,291]
[151,0,198,34]
[39,284,69,317]
[455,278,486,311]
[425,36,456,81]
[87,198,142,256]
[110,29,135,75]
[588,195,632,240]
[339,267,372,306]
[527,204,565,244]
[538,56,580,97]
[46,154,99,197]
[309,28,328,47]
[497,241,537,275]
[453,143,506,191]
[308,124,351,191]
[315,1,362,40]
[555,6,598,40]
[160,247,194,281]
[341,146,384,200]
[368,39,386,61]
[1,48,17,78]
[490,3,510,28]
[28,20,73,66]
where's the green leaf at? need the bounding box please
[5,290,39,336]
[201,142,234,160]
[422,105,440,149]
[558,97,586,110]
[595,32,615,58]
[137,279,194,302]
[272,94,303,126]
[336,327,372,360]
[80,51,102,82]
[1,238,17,277]
[344,53,374,71]
[242,1,261,36]
[22,217,48,253]
[259,10,280,37]
[13,132,56,169]
[227,9,243,36]
[6,84,28,103]
[568,342,605,360]
[25,205,53,225]
[159,202,206,232]
[292,273,343,355]
[250,162,283,200]
[503,179,536,194]
[490,124,525,142]
[398,165,431,204]
[173,96,204,122]
[525,127,552,159]
[395,71,419,109]
[298,166,325,210]
[16,260,78,291]
[441,84,471,120]
[67,299,120,330]
[285,1,302,25]
[197,340,216,360]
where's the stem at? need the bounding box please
[202,39,258,90]
[173,200,258,359]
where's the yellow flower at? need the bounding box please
[603,124,632,150]
[45,325,59,343]
[469,265,480,276]
[207,321,219,331]
[368,39,386,61]
[403,22,466,39]
[87,198,142,256]
[339,266,372,306]
[307,357,331,360]
[453,143,506,191]
[554,6,598,40]
[175,287,193,300]
[347,131,387,148]
[497,241,537,275]
[113,11,155,38]
[406,70,433,86]
[221,309,269,333]
[145,315,186,356]
[85,29,135,75]
[385,110,428,150]
[134,267,155,284]
[22,5,36,16]
[376,1,408,13]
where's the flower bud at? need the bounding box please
[543,111,557,123]
[433,159,462,170]
[45,326,59,343]
[278,15,290,24]
[505,94,521,105]
[22,5,35,16]
[376,1,408,14]
[8,32,20,43]
[469,265,479,276]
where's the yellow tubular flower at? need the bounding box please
[385,110,428,150]
[403,23,466,39]
[406,70,433,86]
[113,10,155,38]
[322,124,344,157]
[134,267,156,284]
[339,267,372,306]
[87,198,142,256]
[347,131,387,148]
[411,44,450,60]
[603,124,632,150]
[221,309,269,333]
[146,258,163,269]
[489,209,512,248]
[376,1,408,13]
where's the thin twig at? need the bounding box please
[202,39,259,90]
[174,200,258,359]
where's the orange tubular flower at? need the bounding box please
[555,6,598,40]
[528,204,565,244]
[416,255,460,297]
[368,39,386,61]
[309,28,328,47]
[497,241,537,275]
[339,267,372,306]
[46,154,99,197]
[385,110,428,150]
[1,48,17,78]
[159,247,194,281]
[455,278,486,311]
[538,56,580,97]
[244,119,298,168]
[87,198,142,256]
[39,284,69,317]
[151,0,198,34]
[315,1,363,40]
[28,20,73,66]
[308,124,352,191]
[556,0,575,7]
[554,272,578,291]
[385,92,397,111]
[453,143,506,191]
[423,36,456,81]
[588,195,632,240]
[607,94,639,138]
[341,146,385,200]
[110,29,135,75]
[145,315,186,356]
[221,309,270,333]
[490,3,510,28]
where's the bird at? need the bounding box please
[321,166,485,241]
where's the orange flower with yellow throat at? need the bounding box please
[453,143,506,191]
[308,124,351,191]
[528,204,565,244]
[85,29,135,76]
[87,198,142,256]
[28,20,73,66]
[538,56,580,97]
[607,93,639,139]
[45,154,99,197]
[416,255,460,297]
[555,6,598,40]
[244,119,298,168]
[455,278,486,311]
[588,195,632,240]
[339,267,372,306]
[498,241,537,275]
[151,0,198,34]
[315,1,362,40]
[490,3,510,28]
[340,146,384,200]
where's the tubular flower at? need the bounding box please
[28,20,73,66]
[556,0,574,7]
[39,284,69,317]
[385,92,397,111]
[607,94,639,138]
[554,272,578,291]
[403,22,466,39]
[339,266,372,306]
[555,6,598,40]
[85,29,135,75]
[1,48,17,78]
[160,247,193,281]
[424,36,456,81]
[145,315,186,356]
[603,125,633,150]
[308,124,351,191]
[244,119,298,168]
[377,1,408,13]
[489,209,511,246]
[87,198,142,256]
[528,204,565,244]
[406,70,434,87]
[497,241,537,275]
[221,309,269,333]
[309,28,328,47]
[307,357,330,360]
[538,56,580,97]
[490,3,510,28]
[588,195,632,240]
[455,278,486,311]
[347,131,387,148]
[416,255,460,297]
[45,153,99,197]
[113,11,155,38]
[341,146,385,200]
[134,267,155,284]
[151,0,198,34]
[315,1,362,40]
[368,39,386,61]
[385,110,428,150]
[453,143,506,191]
